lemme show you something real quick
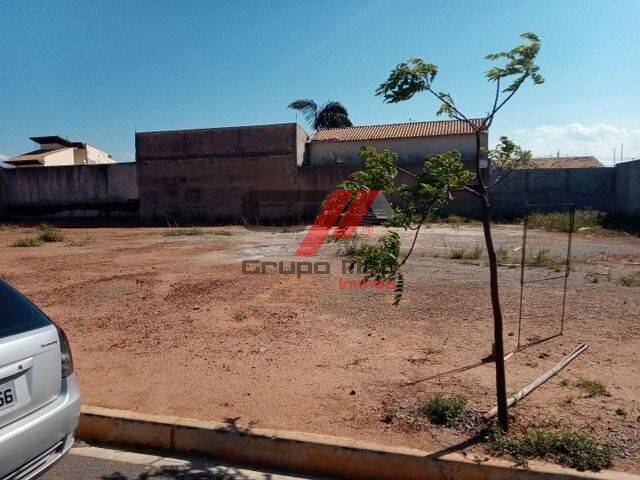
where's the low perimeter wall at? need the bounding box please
[487,166,616,217]
[1,146,639,222]
[614,159,640,217]
[0,162,138,217]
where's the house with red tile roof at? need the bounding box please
[307,118,488,169]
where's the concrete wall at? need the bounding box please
[2,121,638,223]
[136,123,323,221]
[614,159,640,217]
[0,162,138,216]
[308,133,488,169]
[446,166,618,218]
[135,123,435,222]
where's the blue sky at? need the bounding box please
[1,0,638,166]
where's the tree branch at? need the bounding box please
[461,185,483,198]
[486,73,529,126]
[395,165,417,178]
[427,89,473,126]
[486,165,519,190]
[484,78,501,130]
[399,212,427,267]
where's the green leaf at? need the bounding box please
[376,58,439,103]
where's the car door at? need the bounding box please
[0,280,62,430]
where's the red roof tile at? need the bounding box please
[311,118,485,142]
[528,156,604,169]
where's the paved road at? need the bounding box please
[42,446,321,480]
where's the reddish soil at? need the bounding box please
[1,223,638,472]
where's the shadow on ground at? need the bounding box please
[102,463,281,480]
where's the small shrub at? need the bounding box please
[37,223,64,242]
[11,236,44,247]
[527,249,551,268]
[525,249,564,271]
[497,247,511,265]
[486,422,613,471]
[615,408,626,417]
[418,394,467,426]
[619,272,640,287]
[465,245,483,260]
[162,227,204,237]
[575,378,608,397]
[449,247,466,259]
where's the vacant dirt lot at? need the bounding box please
[1,222,639,471]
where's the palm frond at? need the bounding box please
[288,99,318,126]
[319,101,349,116]
[315,101,353,129]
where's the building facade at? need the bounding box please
[308,119,488,169]
[6,136,115,168]
[135,119,487,221]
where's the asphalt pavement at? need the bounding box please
[41,446,322,480]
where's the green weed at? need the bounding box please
[37,223,64,242]
[486,422,613,472]
[575,378,608,397]
[417,394,467,426]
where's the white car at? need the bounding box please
[0,280,81,479]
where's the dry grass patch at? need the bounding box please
[162,227,204,237]
[11,236,44,247]
[619,272,640,287]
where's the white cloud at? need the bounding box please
[511,123,640,166]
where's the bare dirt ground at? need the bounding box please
[1,222,639,472]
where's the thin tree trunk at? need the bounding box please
[473,130,509,432]
[481,204,509,432]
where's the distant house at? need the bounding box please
[308,118,488,169]
[527,156,604,169]
[5,136,115,168]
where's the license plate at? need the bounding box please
[0,381,17,411]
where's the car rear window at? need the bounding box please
[0,280,51,339]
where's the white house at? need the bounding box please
[5,136,115,168]
[308,118,488,169]
[307,119,488,168]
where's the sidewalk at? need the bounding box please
[42,445,324,480]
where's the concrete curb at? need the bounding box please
[78,406,637,480]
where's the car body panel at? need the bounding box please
[0,326,62,430]
[0,374,81,478]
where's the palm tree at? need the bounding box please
[288,99,353,130]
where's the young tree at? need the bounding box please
[342,33,543,432]
[288,99,353,130]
